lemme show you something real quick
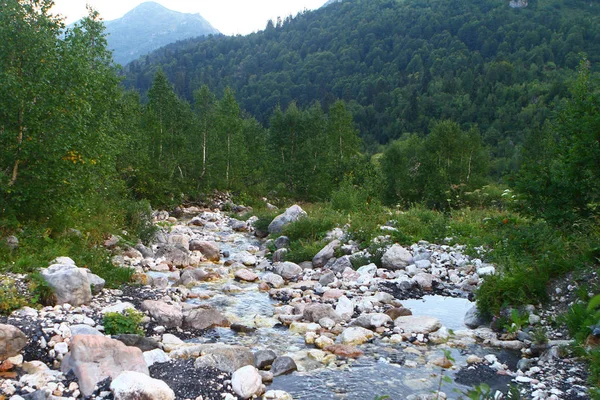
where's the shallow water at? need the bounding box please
[183,226,514,399]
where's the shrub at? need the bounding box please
[28,272,56,307]
[103,309,145,335]
[0,278,28,315]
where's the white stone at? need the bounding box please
[231,365,263,399]
[339,327,374,345]
[110,371,174,400]
[144,349,170,367]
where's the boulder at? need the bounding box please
[268,205,307,234]
[319,271,336,286]
[312,240,341,268]
[381,244,413,270]
[339,327,374,345]
[230,219,249,232]
[385,308,412,320]
[41,264,91,306]
[0,324,27,361]
[331,256,353,274]
[303,303,341,323]
[110,371,174,400]
[262,273,285,289]
[113,334,159,352]
[141,300,183,329]
[464,305,487,329]
[274,236,290,249]
[157,245,190,267]
[270,356,297,376]
[335,296,354,320]
[235,269,259,282]
[232,365,263,399]
[178,268,210,286]
[193,344,254,373]
[84,270,106,295]
[61,335,148,396]
[254,350,277,369]
[143,349,170,367]
[323,344,363,358]
[394,316,442,335]
[273,262,303,280]
[183,308,230,330]
[350,313,392,329]
[189,240,220,262]
[272,248,288,263]
[413,272,434,291]
[135,244,154,259]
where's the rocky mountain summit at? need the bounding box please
[0,203,592,399]
[103,2,219,65]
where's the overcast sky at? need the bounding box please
[51,0,327,35]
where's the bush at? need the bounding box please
[0,278,28,315]
[103,309,145,335]
[28,272,56,307]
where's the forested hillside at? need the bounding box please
[123,0,600,175]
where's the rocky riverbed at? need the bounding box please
[0,203,593,400]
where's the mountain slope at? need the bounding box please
[105,2,219,65]
[123,0,600,174]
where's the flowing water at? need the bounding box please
[171,223,515,399]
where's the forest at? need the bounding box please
[123,0,600,176]
[1,0,600,395]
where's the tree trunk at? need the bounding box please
[8,105,24,186]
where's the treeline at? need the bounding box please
[123,0,600,177]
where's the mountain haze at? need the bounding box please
[104,2,219,65]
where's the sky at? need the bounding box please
[51,0,328,35]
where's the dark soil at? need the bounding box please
[149,359,240,400]
[454,364,514,394]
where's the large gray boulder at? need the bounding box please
[183,308,230,330]
[312,240,341,268]
[464,305,488,329]
[0,324,27,360]
[41,264,92,306]
[381,244,413,270]
[110,371,174,400]
[141,300,183,329]
[61,334,149,396]
[268,205,307,234]
[273,262,302,280]
[331,256,353,274]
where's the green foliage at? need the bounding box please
[531,327,549,345]
[381,121,489,209]
[28,272,56,307]
[0,277,28,315]
[504,309,529,334]
[516,58,600,226]
[103,309,145,336]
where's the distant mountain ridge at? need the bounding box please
[103,2,219,65]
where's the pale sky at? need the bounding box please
[51,0,328,35]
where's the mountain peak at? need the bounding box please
[104,3,219,65]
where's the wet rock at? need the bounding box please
[114,335,159,352]
[382,244,413,270]
[263,390,293,400]
[268,205,307,234]
[271,356,297,376]
[303,303,341,323]
[189,240,220,262]
[178,268,209,286]
[193,344,254,373]
[350,313,392,329]
[315,336,335,349]
[110,371,174,400]
[273,262,303,280]
[262,273,285,289]
[394,316,442,335]
[141,300,183,329]
[254,350,277,369]
[235,251,258,266]
[324,344,363,358]
[183,308,230,330]
[312,240,341,268]
[61,334,149,396]
[232,366,263,399]
[385,307,412,319]
[231,323,257,333]
[41,264,90,306]
[339,327,375,345]
[431,356,453,369]
[235,269,259,282]
[0,324,28,360]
